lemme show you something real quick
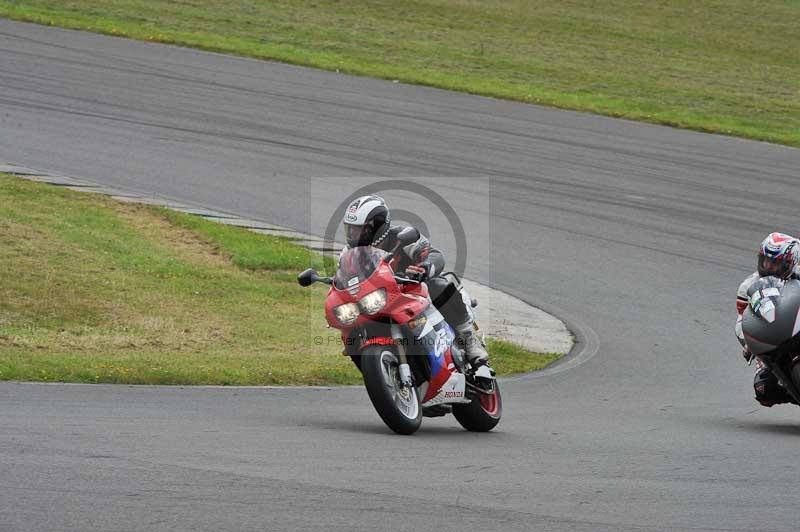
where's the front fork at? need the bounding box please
[391,323,413,388]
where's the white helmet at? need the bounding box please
[343,195,391,247]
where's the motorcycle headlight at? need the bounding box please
[358,288,387,315]
[333,302,360,325]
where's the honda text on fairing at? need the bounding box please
[741,276,800,407]
[297,227,501,435]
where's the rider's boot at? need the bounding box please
[754,363,797,407]
[455,323,489,367]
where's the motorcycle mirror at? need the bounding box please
[297,268,320,287]
[397,226,420,245]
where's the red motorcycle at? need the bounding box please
[298,228,501,434]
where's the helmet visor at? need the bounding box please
[758,255,789,278]
[345,223,374,247]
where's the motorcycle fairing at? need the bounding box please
[744,280,800,356]
[408,306,459,403]
[325,259,429,329]
[361,336,395,348]
[421,371,468,407]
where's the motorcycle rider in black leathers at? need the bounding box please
[342,194,490,367]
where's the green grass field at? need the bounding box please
[0,0,797,146]
[0,175,559,385]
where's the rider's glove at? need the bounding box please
[405,261,432,282]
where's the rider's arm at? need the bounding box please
[736,272,758,352]
[403,233,445,277]
[736,273,758,316]
[736,296,748,316]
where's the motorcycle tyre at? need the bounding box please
[453,381,502,432]
[360,345,422,435]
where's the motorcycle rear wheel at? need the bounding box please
[360,345,422,435]
[453,381,502,432]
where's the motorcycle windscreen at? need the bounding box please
[334,246,388,289]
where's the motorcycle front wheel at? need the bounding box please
[453,380,502,432]
[360,345,422,435]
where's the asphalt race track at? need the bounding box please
[2,19,800,532]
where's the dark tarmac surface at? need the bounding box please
[2,19,800,531]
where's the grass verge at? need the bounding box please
[486,338,561,377]
[0,0,796,147]
[0,174,559,385]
